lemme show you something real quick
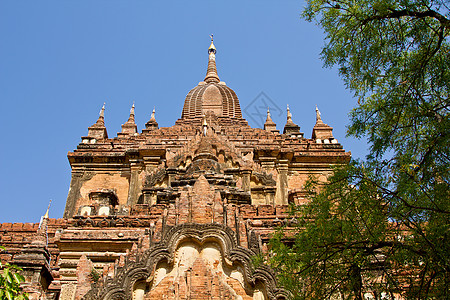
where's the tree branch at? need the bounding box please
[362,8,450,30]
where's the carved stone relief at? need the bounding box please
[82,224,289,300]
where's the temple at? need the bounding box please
[0,37,350,299]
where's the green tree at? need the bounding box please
[0,248,28,300]
[269,1,449,299]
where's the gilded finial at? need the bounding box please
[287,104,292,120]
[130,103,135,115]
[208,34,216,54]
[44,199,51,219]
[204,35,220,82]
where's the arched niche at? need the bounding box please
[83,224,289,300]
[134,240,258,299]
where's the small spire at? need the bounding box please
[264,107,279,133]
[315,105,323,124]
[127,103,136,122]
[120,103,137,134]
[12,201,52,271]
[204,35,220,83]
[43,199,51,219]
[144,106,158,132]
[283,104,302,136]
[312,105,334,141]
[99,102,105,117]
[287,104,293,123]
[86,103,108,139]
[150,107,156,121]
[34,202,51,247]
[96,103,106,125]
[266,107,273,122]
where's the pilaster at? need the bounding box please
[64,170,84,218]
[275,159,289,205]
[127,159,142,206]
[241,169,251,193]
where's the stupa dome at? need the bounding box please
[181,37,243,119]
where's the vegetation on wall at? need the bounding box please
[0,247,28,300]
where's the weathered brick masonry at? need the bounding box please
[1,38,350,299]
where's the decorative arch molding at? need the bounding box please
[83,223,289,299]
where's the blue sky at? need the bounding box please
[0,0,366,223]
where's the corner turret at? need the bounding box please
[13,203,53,299]
[82,103,108,143]
[143,107,159,133]
[283,104,303,138]
[119,103,138,136]
[312,105,337,143]
[264,107,279,134]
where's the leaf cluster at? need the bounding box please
[270,162,448,299]
[89,268,100,283]
[269,1,449,299]
[0,247,29,300]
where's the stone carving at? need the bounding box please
[145,167,166,187]
[82,224,289,299]
[253,172,276,186]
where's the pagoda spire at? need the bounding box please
[264,107,279,133]
[129,103,136,122]
[204,35,220,83]
[150,107,156,121]
[143,107,159,132]
[312,105,335,142]
[266,107,273,123]
[286,104,294,125]
[43,199,51,219]
[96,103,106,126]
[283,104,303,137]
[120,103,137,135]
[12,201,53,297]
[315,105,324,124]
[85,103,108,140]
[33,200,51,247]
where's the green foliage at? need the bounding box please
[89,268,100,283]
[269,1,449,299]
[252,253,266,269]
[0,247,29,300]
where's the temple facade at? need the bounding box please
[0,38,350,300]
